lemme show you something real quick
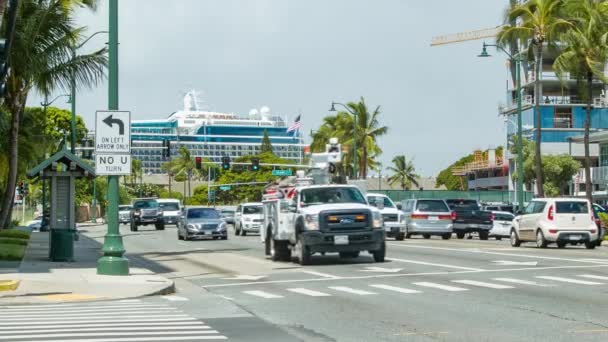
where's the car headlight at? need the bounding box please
[187,224,197,231]
[372,212,383,229]
[304,214,319,230]
[217,223,226,231]
[399,214,405,224]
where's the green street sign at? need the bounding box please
[272,169,292,176]
[219,185,231,191]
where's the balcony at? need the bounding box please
[575,166,608,185]
[500,95,607,113]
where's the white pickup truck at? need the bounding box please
[366,193,406,240]
[262,184,386,265]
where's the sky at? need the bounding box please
[28,0,511,177]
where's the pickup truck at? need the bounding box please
[445,199,493,240]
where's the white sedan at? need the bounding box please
[489,211,514,240]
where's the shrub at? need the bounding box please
[0,229,31,240]
[0,244,26,261]
[0,237,28,245]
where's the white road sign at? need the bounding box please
[95,154,132,175]
[95,111,131,154]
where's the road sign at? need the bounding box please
[95,111,131,154]
[272,169,292,176]
[95,154,131,175]
[219,185,231,191]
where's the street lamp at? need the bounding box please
[330,102,358,179]
[479,42,525,211]
[70,30,109,154]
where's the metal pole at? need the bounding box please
[207,166,211,206]
[516,57,525,210]
[353,112,358,179]
[378,162,382,190]
[91,179,97,223]
[97,0,128,275]
[42,95,48,219]
[70,49,77,155]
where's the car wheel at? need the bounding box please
[495,236,502,241]
[296,237,311,265]
[536,230,548,248]
[155,223,165,230]
[372,242,386,262]
[510,229,521,247]
[235,223,241,236]
[597,239,603,247]
[241,229,247,236]
[423,234,431,239]
[130,222,138,232]
[395,233,405,241]
[222,235,228,240]
[183,233,190,241]
[585,241,596,249]
[441,233,451,240]
[557,241,566,248]
[177,231,183,240]
[479,231,489,240]
[339,251,360,258]
[405,233,412,239]
[456,232,465,239]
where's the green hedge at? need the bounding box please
[0,237,28,246]
[0,229,31,240]
[0,243,26,261]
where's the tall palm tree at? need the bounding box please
[553,0,608,203]
[497,0,571,198]
[131,159,142,187]
[0,0,106,228]
[387,155,420,190]
[161,159,176,194]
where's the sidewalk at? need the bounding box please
[0,229,174,304]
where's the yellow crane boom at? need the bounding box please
[430,26,503,46]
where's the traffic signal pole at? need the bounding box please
[97,0,128,275]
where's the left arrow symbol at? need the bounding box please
[103,114,125,135]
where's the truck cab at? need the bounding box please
[366,193,406,240]
[262,184,386,265]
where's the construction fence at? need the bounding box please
[376,190,534,204]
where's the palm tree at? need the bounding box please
[161,159,176,194]
[497,0,571,198]
[553,0,608,203]
[131,159,142,187]
[387,155,420,190]
[169,146,209,201]
[0,0,106,228]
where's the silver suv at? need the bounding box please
[130,198,164,232]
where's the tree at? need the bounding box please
[131,158,142,188]
[553,0,608,203]
[0,0,107,228]
[497,0,571,198]
[260,129,273,154]
[387,155,420,190]
[170,146,196,200]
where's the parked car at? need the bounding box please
[446,199,493,240]
[592,203,606,246]
[130,198,164,231]
[401,199,454,240]
[220,208,236,225]
[26,216,43,231]
[482,203,514,213]
[157,199,182,226]
[511,198,598,249]
[367,193,406,240]
[234,202,264,236]
[118,205,132,225]
[489,211,514,240]
[178,207,227,241]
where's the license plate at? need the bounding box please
[569,235,581,240]
[428,216,438,221]
[334,235,349,245]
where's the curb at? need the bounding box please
[0,280,20,292]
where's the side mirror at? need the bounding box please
[397,203,403,210]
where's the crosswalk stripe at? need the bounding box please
[287,288,331,297]
[578,274,608,281]
[25,337,227,342]
[243,290,284,299]
[369,284,421,294]
[0,306,178,314]
[162,295,189,301]
[0,314,190,321]
[0,326,212,334]
[536,276,603,285]
[0,304,168,312]
[412,282,468,292]
[328,286,377,295]
[451,280,514,289]
[2,310,181,318]
[492,278,548,286]
[0,322,207,330]
[0,331,221,339]
[0,318,198,325]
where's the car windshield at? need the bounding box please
[118,206,132,211]
[243,206,262,214]
[221,210,235,216]
[446,200,480,210]
[160,203,180,211]
[300,187,367,206]
[367,196,394,208]
[416,200,449,212]
[133,201,158,209]
[555,201,588,214]
[187,208,220,219]
[494,213,514,221]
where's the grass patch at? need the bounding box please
[0,229,30,240]
[0,243,26,261]
[0,237,28,246]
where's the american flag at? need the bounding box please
[286,115,302,133]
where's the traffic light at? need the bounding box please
[195,157,202,170]
[221,156,231,170]
[251,158,260,171]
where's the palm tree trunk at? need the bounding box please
[168,174,172,194]
[187,172,191,201]
[534,44,544,197]
[584,72,593,203]
[0,101,22,228]
[362,144,368,179]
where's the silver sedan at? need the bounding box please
[177,207,228,241]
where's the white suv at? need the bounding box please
[235,202,264,236]
[366,193,406,240]
[511,198,598,249]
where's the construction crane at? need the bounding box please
[430,26,503,46]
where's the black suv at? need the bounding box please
[130,198,164,231]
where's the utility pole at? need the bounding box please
[97,0,128,275]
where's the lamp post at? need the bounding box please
[70,30,109,154]
[330,102,358,179]
[479,42,525,211]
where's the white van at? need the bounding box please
[235,202,264,236]
[157,199,182,226]
[366,193,406,240]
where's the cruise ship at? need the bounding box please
[130,91,304,174]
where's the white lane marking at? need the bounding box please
[118,299,141,303]
[0,331,220,339]
[243,290,283,299]
[0,326,212,334]
[0,315,191,322]
[328,286,377,295]
[1,311,183,318]
[287,288,332,297]
[162,295,189,301]
[451,280,514,289]
[492,260,538,266]
[218,295,235,301]
[369,284,421,294]
[412,282,468,292]
[0,318,198,326]
[24,337,227,342]
[0,322,207,330]
[0,307,178,314]
[300,270,341,279]
[493,278,549,286]
[361,267,403,273]
[221,275,266,281]
[536,276,604,285]
[0,304,170,311]
[578,274,608,281]
[386,257,485,271]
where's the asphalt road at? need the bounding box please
[81,223,608,342]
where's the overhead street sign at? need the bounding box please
[95,111,131,154]
[219,185,231,191]
[95,154,131,175]
[272,169,292,176]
